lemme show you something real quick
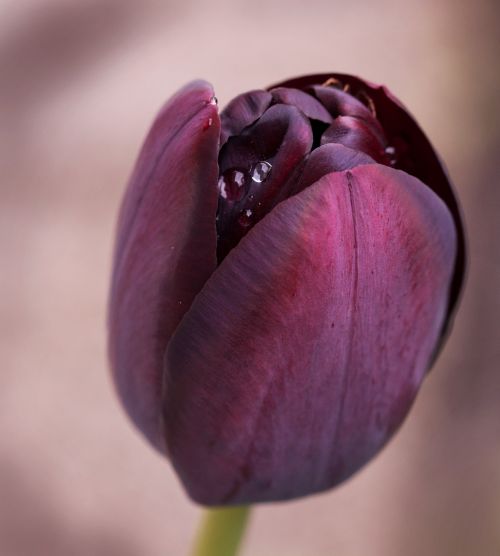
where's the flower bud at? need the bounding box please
[108,74,465,505]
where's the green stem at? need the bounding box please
[190,506,251,556]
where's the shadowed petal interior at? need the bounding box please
[217,104,313,261]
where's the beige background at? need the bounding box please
[1,0,499,554]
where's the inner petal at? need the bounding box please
[216,104,313,261]
[320,116,388,163]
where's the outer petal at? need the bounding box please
[109,81,220,451]
[163,164,457,505]
[270,73,465,321]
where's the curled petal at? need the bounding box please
[320,115,386,162]
[219,104,312,172]
[109,80,220,451]
[295,144,375,193]
[163,164,457,504]
[220,90,273,145]
[270,87,333,123]
[311,84,386,144]
[217,104,313,260]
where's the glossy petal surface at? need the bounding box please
[163,164,457,504]
[109,81,220,451]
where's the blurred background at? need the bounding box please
[1,0,499,554]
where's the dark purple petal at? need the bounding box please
[113,80,217,271]
[295,144,375,193]
[220,90,273,145]
[163,164,457,505]
[270,87,333,123]
[312,84,385,139]
[313,84,374,118]
[269,73,465,323]
[109,80,220,452]
[320,115,387,162]
[217,104,313,260]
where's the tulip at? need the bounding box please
[108,74,465,506]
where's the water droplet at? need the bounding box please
[251,161,272,183]
[209,96,218,106]
[238,210,253,228]
[218,168,248,201]
[385,145,397,166]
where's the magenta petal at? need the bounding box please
[163,164,457,505]
[220,90,273,145]
[109,81,220,451]
[270,87,333,123]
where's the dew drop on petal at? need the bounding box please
[203,118,213,130]
[385,145,397,166]
[251,161,272,183]
[218,168,248,201]
[238,209,253,227]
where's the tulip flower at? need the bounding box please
[108,74,465,510]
